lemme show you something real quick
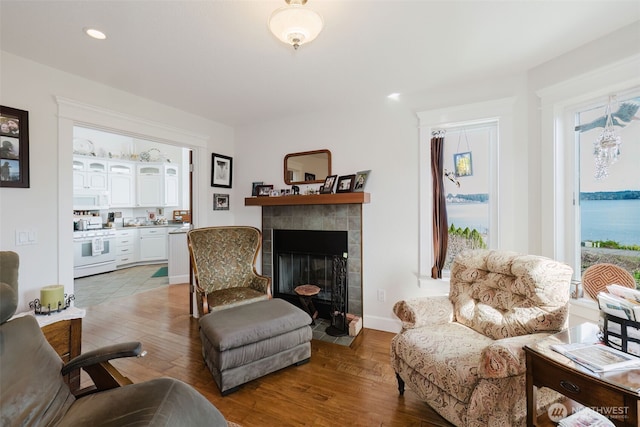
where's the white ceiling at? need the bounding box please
[1,1,639,126]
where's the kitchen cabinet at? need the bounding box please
[139,227,168,262]
[164,165,179,207]
[108,162,135,207]
[115,228,138,266]
[136,165,163,207]
[73,157,108,191]
[72,157,181,209]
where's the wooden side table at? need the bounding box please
[294,285,320,325]
[11,307,85,393]
[524,323,640,427]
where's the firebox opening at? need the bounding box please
[272,229,348,320]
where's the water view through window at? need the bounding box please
[575,91,640,287]
[443,122,496,270]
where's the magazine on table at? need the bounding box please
[551,342,640,373]
[598,291,639,321]
[558,407,615,427]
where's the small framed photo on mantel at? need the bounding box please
[353,170,370,192]
[336,174,356,193]
[255,184,273,197]
[320,175,337,194]
[0,105,29,188]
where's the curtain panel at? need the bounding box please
[430,133,448,279]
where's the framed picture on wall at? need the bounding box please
[213,193,229,210]
[211,153,232,188]
[453,152,473,177]
[0,106,29,188]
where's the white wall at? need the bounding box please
[0,52,235,313]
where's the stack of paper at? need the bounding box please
[598,284,640,321]
[551,342,640,372]
[558,407,615,427]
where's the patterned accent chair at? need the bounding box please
[187,226,271,316]
[391,249,573,427]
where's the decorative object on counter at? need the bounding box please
[211,152,232,188]
[0,105,30,188]
[255,184,273,196]
[251,181,263,196]
[173,210,191,223]
[213,193,230,210]
[291,185,300,195]
[336,174,356,193]
[280,189,291,196]
[269,189,279,197]
[30,285,75,315]
[320,175,337,194]
[353,170,371,192]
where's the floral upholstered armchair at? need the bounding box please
[391,249,573,427]
[187,226,271,316]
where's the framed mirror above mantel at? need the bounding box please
[284,149,331,185]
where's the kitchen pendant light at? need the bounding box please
[268,0,324,50]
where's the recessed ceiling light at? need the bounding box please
[83,27,107,40]
[387,93,401,100]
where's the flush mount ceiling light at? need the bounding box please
[268,0,323,50]
[83,27,107,40]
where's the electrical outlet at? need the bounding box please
[377,289,386,302]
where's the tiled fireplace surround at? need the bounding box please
[261,204,363,317]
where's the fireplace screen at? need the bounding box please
[276,253,334,302]
[272,229,348,320]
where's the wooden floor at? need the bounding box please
[80,283,453,427]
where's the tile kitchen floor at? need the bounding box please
[73,264,169,308]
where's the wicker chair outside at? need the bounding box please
[582,263,637,300]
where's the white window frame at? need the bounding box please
[416,97,513,287]
[537,55,640,325]
[537,55,640,267]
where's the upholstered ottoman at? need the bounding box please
[199,298,312,395]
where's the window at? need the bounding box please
[443,123,496,270]
[417,98,509,285]
[573,90,640,288]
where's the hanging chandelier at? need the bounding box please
[268,0,324,50]
[593,97,622,180]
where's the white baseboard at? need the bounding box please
[169,274,189,285]
[364,314,402,333]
